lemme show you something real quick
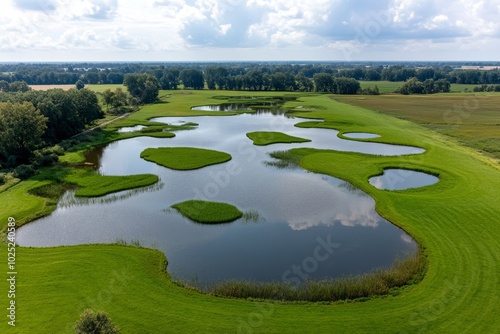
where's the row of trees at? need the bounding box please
[313,74,361,94]
[472,84,500,92]
[0,80,32,93]
[0,88,103,167]
[2,63,499,87]
[397,78,451,95]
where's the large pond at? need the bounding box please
[17,112,421,288]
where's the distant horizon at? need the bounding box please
[2,60,500,64]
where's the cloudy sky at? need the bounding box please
[1,0,499,62]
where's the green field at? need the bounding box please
[1,90,499,333]
[246,131,311,146]
[172,200,243,224]
[334,93,500,160]
[86,84,127,93]
[140,147,232,170]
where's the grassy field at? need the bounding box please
[246,131,311,146]
[334,93,500,160]
[86,84,126,93]
[140,147,232,170]
[172,200,243,224]
[1,90,499,333]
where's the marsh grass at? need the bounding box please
[241,210,264,223]
[115,238,144,247]
[265,150,307,169]
[210,253,423,302]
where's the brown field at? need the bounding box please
[29,84,75,91]
[334,93,500,160]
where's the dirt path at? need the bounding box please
[72,112,131,138]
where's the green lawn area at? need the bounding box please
[140,147,232,170]
[246,131,311,146]
[1,91,499,333]
[172,200,243,224]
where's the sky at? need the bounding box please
[1,0,499,62]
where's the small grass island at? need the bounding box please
[172,200,243,224]
[140,147,231,170]
[247,131,311,146]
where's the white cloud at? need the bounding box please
[12,0,58,12]
[0,0,499,61]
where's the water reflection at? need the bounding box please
[191,104,253,111]
[57,182,165,208]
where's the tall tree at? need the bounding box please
[179,69,205,90]
[0,102,47,165]
[313,73,335,93]
[123,74,159,104]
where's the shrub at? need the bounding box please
[74,309,120,334]
[0,173,5,185]
[33,152,59,168]
[13,165,35,180]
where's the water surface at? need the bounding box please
[343,132,380,139]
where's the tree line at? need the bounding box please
[1,62,499,87]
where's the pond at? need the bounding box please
[117,125,146,133]
[369,169,439,190]
[343,132,380,139]
[191,104,254,111]
[17,112,421,288]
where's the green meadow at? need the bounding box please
[1,89,499,333]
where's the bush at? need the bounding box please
[0,173,5,185]
[33,151,59,168]
[13,165,35,180]
[75,309,120,334]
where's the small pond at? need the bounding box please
[191,104,253,111]
[370,169,439,190]
[17,112,422,289]
[117,125,146,133]
[343,132,380,139]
